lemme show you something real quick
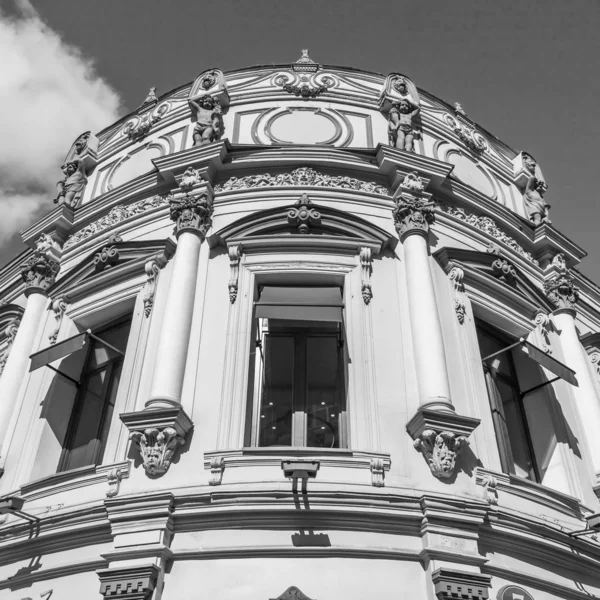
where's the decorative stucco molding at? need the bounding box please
[20,245,60,295]
[0,317,20,375]
[479,473,499,505]
[214,168,389,195]
[49,296,68,344]
[448,266,466,324]
[98,564,160,600]
[442,112,488,154]
[270,587,315,600]
[209,456,225,485]
[106,466,125,498]
[532,309,553,353]
[487,242,517,284]
[64,195,168,249]
[120,406,193,477]
[142,259,162,317]
[287,194,321,233]
[179,166,203,190]
[370,457,385,487]
[432,568,492,600]
[93,233,123,272]
[544,254,579,311]
[590,352,600,381]
[123,101,169,142]
[438,203,538,265]
[406,409,480,479]
[228,245,242,303]
[360,246,373,305]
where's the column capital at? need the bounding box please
[544,264,579,311]
[167,183,214,239]
[20,238,60,296]
[392,188,435,241]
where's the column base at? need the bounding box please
[120,406,193,477]
[407,408,480,479]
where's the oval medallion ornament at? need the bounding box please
[498,585,535,600]
[267,109,340,145]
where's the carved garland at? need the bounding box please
[214,168,389,195]
[438,203,538,264]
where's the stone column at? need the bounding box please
[0,245,59,453]
[546,264,600,478]
[121,184,213,476]
[394,175,479,479]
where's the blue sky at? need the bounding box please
[1,0,599,281]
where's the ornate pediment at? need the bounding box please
[49,238,175,302]
[208,195,398,256]
[435,247,553,315]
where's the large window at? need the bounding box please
[251,286,347,448]
[57,319,131,472]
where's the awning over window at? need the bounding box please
[482,337,578,388]
[255,286,343,322]
[30,331,90,372]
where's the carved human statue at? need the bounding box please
[54,158,87,208]
[189,95,224,146]
[522,154,549,226]
[388,99,420,152]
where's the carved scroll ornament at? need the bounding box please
[287,194,321,233]
[0,318,20,375]
[448,266,466,324]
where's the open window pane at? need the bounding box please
[259,335,294,446]
[306,335,341,448]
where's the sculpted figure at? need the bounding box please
[54,158,87,208]
[189,95,223,146]
[388,99,420,152]
[523,154,549,226]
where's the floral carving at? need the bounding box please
[179,167,203,190]
[130,427,185,476]
[392,193,435,238]
[142,259,162,317]
[287,194,321,233]
[545,271,579,311]
[228,245,242,303]
[438,203,538,264]
[168,193,213,236]
[448,266,466,324]
[93,233,122,272]
[360,247,373,305]
[370,458,385,487]
[20,252,60,293]
[64,196,167,249]
[414,430,468,479]
[214,168,388,195]
[443,113,487,153]
[49,296,68,344]
[400,171,425,192]
[0,318,20,375]
[209,456,225,486]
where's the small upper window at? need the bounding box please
[251,286,347,449]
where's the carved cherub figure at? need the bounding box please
[54,158,87,208]
[189,95,223,146]
[388,99,420,152]
[523,154,549,226]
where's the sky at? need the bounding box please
[0,0,599,281]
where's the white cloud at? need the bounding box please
[0,1,122,241]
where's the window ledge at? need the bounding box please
[19,460,131,501]
[204,448,391,487]
[475,466,589,519]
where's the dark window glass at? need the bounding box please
[477,324,539,482]
[58,319,131,472]
[256,320,345,448]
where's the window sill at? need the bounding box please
[19,460,130,501]
[204,448,391,487]
[475,466,587,519]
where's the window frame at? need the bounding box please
[57,317,131,473]
[252,318,348,449]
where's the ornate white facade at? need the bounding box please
[1,52,600,600]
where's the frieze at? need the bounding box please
[64,196,168,249]
[438,203,538,265]
[214,168,389,195]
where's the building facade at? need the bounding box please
[1,52,600,600]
